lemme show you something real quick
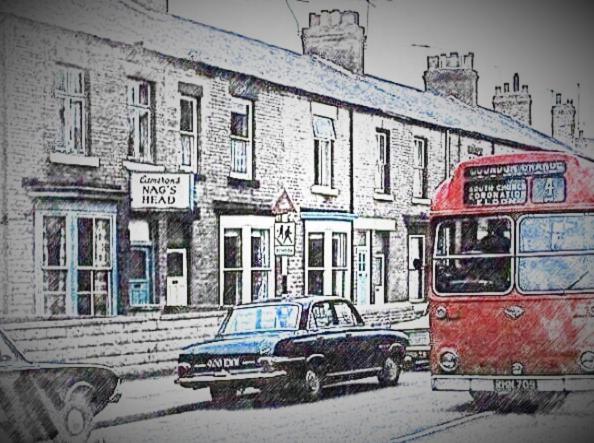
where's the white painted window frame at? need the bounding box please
[229,97,253,180]
[304,220,351,297]
[375,130,388,193]
[413,137,427,199]
[55,66,87,156]
[128,79,153,163]
[219,215,274,305]
[180,95,199,173]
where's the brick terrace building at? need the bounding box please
[0,0,573,376]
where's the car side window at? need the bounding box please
[310,302,335,329]
[333,301,359,327]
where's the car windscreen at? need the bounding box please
[223,304,300,334]
[433,216,513,295]
[518,213,594,293]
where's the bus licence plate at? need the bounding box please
[494,379,537,392]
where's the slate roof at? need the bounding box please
[0,0,576,154]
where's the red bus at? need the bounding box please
[429,151,594,409]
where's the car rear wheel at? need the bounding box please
[209,386,236,405]
[300,366,323,402]
[378,356,401,387]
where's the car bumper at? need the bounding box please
[432,375,594,392]
[176,369,288,389]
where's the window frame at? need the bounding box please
[312,115,336,188]
[412,137,428,199]
[127,78,154,163]
[304,220,351,297]
[375,129,390,194]
[229,97,253,180]
[179,95,199,172]
[35,208,117,317]
[432,215,514,297]
[55,65,87,156]
[219,216,274,306]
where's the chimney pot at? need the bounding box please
[504,83,510,93]
[495,86,501,94]
[463,52,474,68]
[556,93,562,104]
[522,85,528,92]
[309,12,320,27]
[513,73,519,92]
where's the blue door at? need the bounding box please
[129,245,153,306]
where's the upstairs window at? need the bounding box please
[180,96,198,172]
[55,66,86,155]
[413,137,428,199]
[375,130,390,193]
[128,79,153,162]
[313,115,336,187]
[230,97,253,180]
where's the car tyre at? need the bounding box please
[300,366,323,402]
[52,395,94,443]
[378,356,401,387]
[209,386,236,405]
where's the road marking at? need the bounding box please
[390,411,496,443]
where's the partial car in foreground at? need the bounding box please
[176,296,409,403]
[0,329,120,442]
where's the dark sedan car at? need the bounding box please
[176,296,409,402]
[0,329,120,443]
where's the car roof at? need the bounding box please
[234,295,349,309]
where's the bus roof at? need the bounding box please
[432,152,594,216]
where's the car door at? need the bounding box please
[308,301,347,374]
[331,300,375,371]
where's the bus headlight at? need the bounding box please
[435,306,447,320]
[579,351,594,372]
[439,350,459,372]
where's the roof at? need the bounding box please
[0,0,575,153]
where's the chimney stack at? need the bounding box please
[423,52,479,107]
[551,93,576,146]
[302,10,366,74]
[492,73,532,125]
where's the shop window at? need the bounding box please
[229,97,253,180]
[413,137,428,199]
[312,115,336,188]
[39,211,115,316]
[375,130,390,193]
[128,79,154,162]
[180,95,199,171]
[55,66,86,155]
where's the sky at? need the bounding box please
[169,0,594,139]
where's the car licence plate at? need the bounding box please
[494,379,537,392]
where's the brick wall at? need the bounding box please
[2,310,227,378]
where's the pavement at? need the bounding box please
[94,374,211,429]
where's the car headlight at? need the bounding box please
[579,351,594,372]
[439,350,459,372]
[259,339,275,356]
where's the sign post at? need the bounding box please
[271,189,297,295]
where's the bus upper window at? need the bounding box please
[434,216,513,295]
[518,214,594,293]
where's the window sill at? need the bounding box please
[412,197,431,206]
[311,185,339,197]
[373,192,394,202]
[227,176,260,189]
[49,152,100,167]
[123,160,166,172]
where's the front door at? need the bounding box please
[129,245,153,305]
[408,235,425,301]
[166,248,187,306]
[356,245,370,305]
[372,254,385,305]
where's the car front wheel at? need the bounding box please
[52,392,94,443]
[378,356,401,387]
